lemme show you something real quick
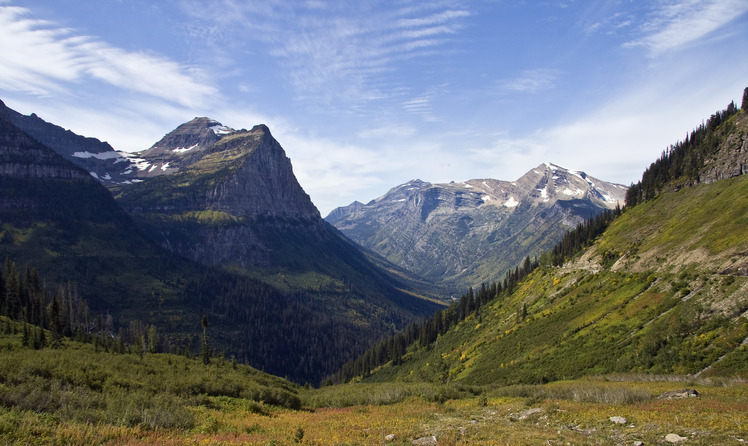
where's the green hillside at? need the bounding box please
[338,99,748,386]
[0,317,301,441]
[354,174,748,386]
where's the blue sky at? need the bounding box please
[1,0,747,215]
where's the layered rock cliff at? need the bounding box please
[116,124,325,267]
[6,107,138,184]
[0,101,93,182]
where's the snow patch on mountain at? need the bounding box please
[72,150,125,160]
[210,123,235,135]
[172,144,199,153]
[504,197,519,207]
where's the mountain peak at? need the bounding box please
[325,164,626,288]
[143,117,232,156]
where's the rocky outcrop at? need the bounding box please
[658,389,699,400]
[700,111,748,183]
[132,117,235,177]
[326,164,626,289]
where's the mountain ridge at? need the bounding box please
[326,163,626,290]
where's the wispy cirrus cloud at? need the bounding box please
[178,0,470,107]
[0,5,217,107]
[624,0,748,55]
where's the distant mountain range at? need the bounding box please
[326,164,626,291]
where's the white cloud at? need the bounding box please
[0,5,217,107]
[497,69,559,94]
[625,0,748,55]
[177,0,470,108]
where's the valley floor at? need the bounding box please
[2,378,746,445]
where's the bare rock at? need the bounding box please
[658,389,699,400]
[665,433,687,443]
[609,416,627,424]
[385,434,396,442]
[412,435,438,445]
[514,407,544,420]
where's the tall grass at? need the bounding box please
[487,381,652,405]
[302,382,481,408]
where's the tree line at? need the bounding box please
[625,90,745,207]
[330,203,627,383]
[330,255,540,384]
[543,206,622,267]
[0,254,386,385]
[0,256,166,355]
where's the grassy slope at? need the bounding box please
[362,174,748,386]
[2,317,746,445]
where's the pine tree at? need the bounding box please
[48,297,62,348]
[22,321,29,347]
[147,324,159,353]
[201,314,210,365]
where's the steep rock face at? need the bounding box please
[0,103,93,182]
[700,111,748,183]
[202,126,320,219]
[116,124,322,267]
[327,163,626,289]
[6,108,137,184]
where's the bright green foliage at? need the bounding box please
[353,173,748,386]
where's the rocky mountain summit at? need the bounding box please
[115,123,327,267]
[326,163,626,290]
[112,118,440,316]
[6,111,243,185]
[129,117,237,177]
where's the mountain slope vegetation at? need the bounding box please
[113,121,441,353]
[0,100,438,384]
[336,92,748,386]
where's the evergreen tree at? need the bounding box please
[22,321,29,347]
[147,324,159,353]
[48,297,62,348]
[201,314,210,365]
